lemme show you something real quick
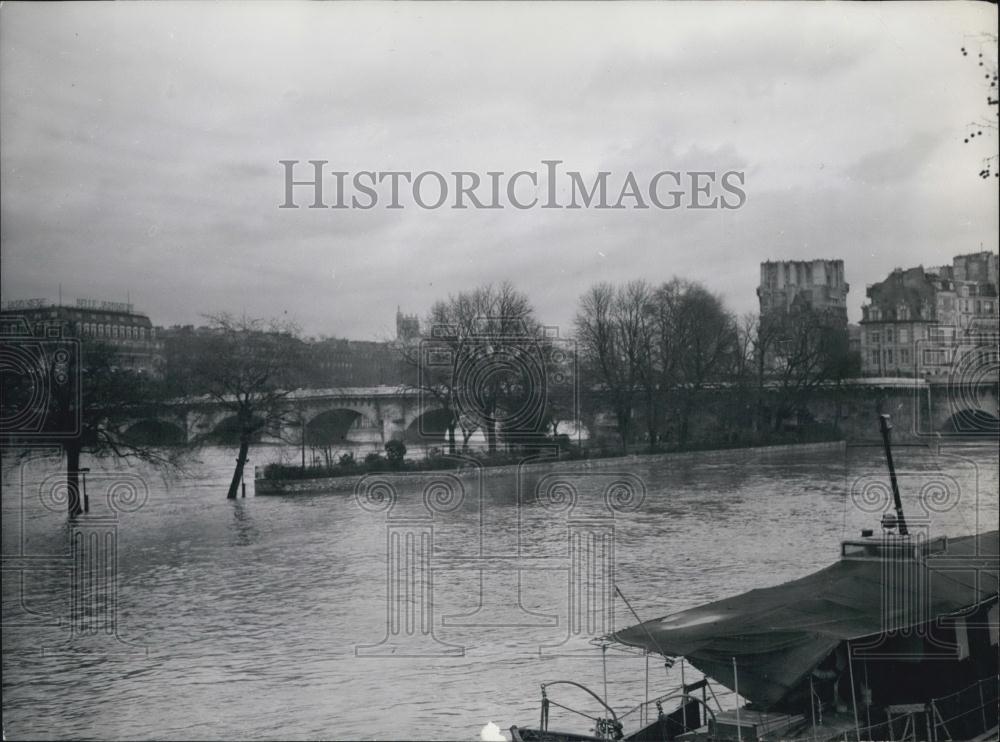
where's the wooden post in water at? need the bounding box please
[878,414,909,536]
[80,468,90,513]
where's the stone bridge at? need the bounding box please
[121,377,998,449]
[809,377,999,442]
[640,376,998,444]
[121,386,447,450]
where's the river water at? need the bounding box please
[2,441,997,741]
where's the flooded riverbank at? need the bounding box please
[2,440,997,740]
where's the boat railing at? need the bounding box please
[821,675,999,742]
[618,677,731,732]
[537,680,624,741]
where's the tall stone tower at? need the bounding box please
[757,259,849,324]
[395,306,420,341]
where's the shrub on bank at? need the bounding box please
[261,425,844,481]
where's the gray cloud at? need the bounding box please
[2,1,997,338]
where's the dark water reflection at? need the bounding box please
[2,441,997,740]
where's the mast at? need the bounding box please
[878,414,909,536]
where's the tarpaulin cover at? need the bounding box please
[613,531,999,709]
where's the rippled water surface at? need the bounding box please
[2,441,997,740]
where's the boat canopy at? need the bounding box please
[612,530,999,709]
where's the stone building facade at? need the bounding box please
[0,298,164,376]
[859,252,999,378]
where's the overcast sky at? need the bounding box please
[2,1,997,340]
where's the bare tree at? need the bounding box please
[960,33,998,179]
[396,281,542,455]
[394,329,462,455]
[2,339,175,516]
[757,305,849,432]
[669,282,737,446]
[189,313,301,499]
[434,282,540,454]
[575,281,654,453]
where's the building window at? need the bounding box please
[886,328,894,343]
[870,330,880,344]
[899,327,909,344]
[900,349,910,364]
[886,349,893,365]
[923,349,947,366]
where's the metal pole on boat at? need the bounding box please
[863,661,872,733]
[846,641,861,742]
[979,679,988,734]
[644,651,649,728]
[733,657,742,742]
[602,643,609,715]
[878,414,909,536]
[809,675,818,741]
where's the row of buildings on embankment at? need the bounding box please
[758,251,999,380]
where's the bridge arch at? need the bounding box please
[404,408,454,445]
[208,415,266,445]
[122,419,187,446]
[941,408,1000,435]
[305,408,376,446]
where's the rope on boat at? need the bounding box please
[618,684,685,720]
[547,698,603,723]
[614,585,670,659]
[810,675,819,740]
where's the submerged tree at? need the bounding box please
[1,333,173,517]
[188,313,302,499]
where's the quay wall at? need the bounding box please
[254,439,847,495]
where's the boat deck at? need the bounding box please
[675,709,860,741]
